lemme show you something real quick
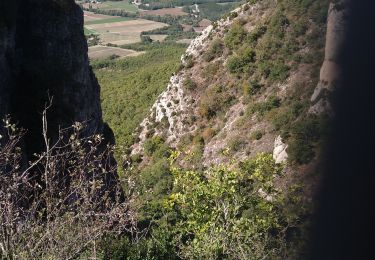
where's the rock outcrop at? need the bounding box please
[273,135,288,163]
[0,0,118,191]
[0,0,114,152]
[309,1,349,114]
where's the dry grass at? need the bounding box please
[149,34,168,42]
[140,7,188,17]
[83,11,115,22]
[88,45,144,59]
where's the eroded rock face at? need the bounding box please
[309,1,349,115]
[0,0,113,152]
[0,0,118,193]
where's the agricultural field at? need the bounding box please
[85,16,133,25]
[88,45,144,59]
[148,34,168,41]
[86,18,168,45]
[82,1,138,12]
[83,11,115,22]
[140,7,188,17]
[84,11,168,45]
[81,0,235,59]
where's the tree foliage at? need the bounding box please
[164,153,296,259]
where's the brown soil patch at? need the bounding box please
[140,7,188,17]
[88,45,144,59]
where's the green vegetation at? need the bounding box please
[287,115,328,164]
[200,2,238,21]
[84,27,97,36]
[93,0,330,257]
[139,0,240,10]
[141,24,198,41]
[103,153,307,259]
[227,47,256,74]
[224,20,247,50]
[198,85,235,119]
[93,42,186,151]
[251,130,264,140]
[183,77,197,91]
[203,39,223,62]
[247,95,281,117]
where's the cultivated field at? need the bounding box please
[88,46,143,59]
[148,34,168,42]
[84,16,168,45]
[85,17,133,25]
[83,11,115,22]
[140,7,188,17]
[82,1,138,12]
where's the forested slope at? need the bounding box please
[99,0,348,258]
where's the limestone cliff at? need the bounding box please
[0,0,118,192]
[0,0,114,154]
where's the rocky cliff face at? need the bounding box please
[0,0,114,154]
[132,0,338,169]
[309,1,349,114]
[0,0,119,194]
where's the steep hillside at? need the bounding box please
[132,0,336,169]
[114,0,348,257]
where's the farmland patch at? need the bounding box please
[140,7,188,17]
[82,1,138,12]
[88,45,143,59]
[85,19,168,45]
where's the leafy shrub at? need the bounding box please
[268,11,289,39]
[270,100,305,130]
[243,78,263,97]
[251,130,264,140]
[203,39,224,62]
[268,62,290,82]
[246,25,267,44]
[183,77,197,91]
[248,95,281,116]
[227,47,256,74]
[287,116,324,164]
[184,55,194,68]
[144,136,169,158]
[228,136,246,152]
[224,21,247,50]
[166,153,298,259]
[227,55,244,74]
[202,61,220,78]
[292,19,308,37]
[288,138,315,165]
[198,85,235,119]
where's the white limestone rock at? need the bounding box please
[273,135,288,163]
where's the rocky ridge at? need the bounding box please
[133,0,346,170]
